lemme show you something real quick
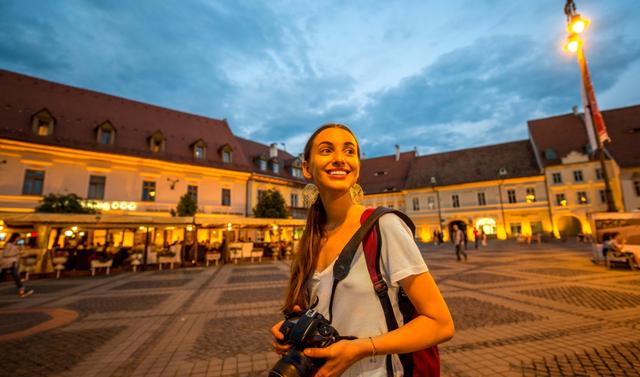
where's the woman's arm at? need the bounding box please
[304,271,454,376]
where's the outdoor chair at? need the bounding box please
[90,259,112,276]
[250,248,263,263]
[205,251,221,266]
[229,246,242,264]
[606,251,637,270]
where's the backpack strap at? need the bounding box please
[361,207,417,377]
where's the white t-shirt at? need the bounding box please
[308,213,429,377]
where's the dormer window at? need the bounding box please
[149,131,166,153]
[290,157,303,178]
[544,148,557,160]
[191,139,207,160]
[257,157,267,171]
[31,109,55,136]
[219,144,233,163]
[271,159,280,174]
[96,121,116,145]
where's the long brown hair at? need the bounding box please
[282,123,360,315]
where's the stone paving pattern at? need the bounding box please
[1,241,639,376]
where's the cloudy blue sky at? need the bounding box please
[2,1,639,157]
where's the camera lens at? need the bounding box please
[268,350,319,377]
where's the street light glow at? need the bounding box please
[565,33,581,53]
[569,14,589,34]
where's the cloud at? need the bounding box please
[358,33,640,156]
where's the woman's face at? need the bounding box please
[303,127,360,195]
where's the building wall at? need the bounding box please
[246,179,304,217]
[620,168,640,211]
[0,139,251,216]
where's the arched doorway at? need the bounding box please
[557,216,582,237]
[475,217,497,238]
[448,220,467,243]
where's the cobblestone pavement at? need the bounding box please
[1,241,639,377]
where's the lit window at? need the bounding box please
[577,191,588,204]
[195,146,205,159]
[31,109,55,136]
[221,188,231,206]
[507,189,517,204]
[526,188,536,203]
[149,132,166,153]
[427,196,435,210]
[22,169,45,195]
[37,120,50,136]
[556,193,567,206]
[573,170,584,182]
[88,175,106,200]
[452,194,460,208]
[552,172,563,184]
[142,180,156,202]
[477,192,486,206]
[412,197,420,211]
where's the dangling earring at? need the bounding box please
[302,184,319,207]
[350,183,364,204]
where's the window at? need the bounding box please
[477,192,486,206]
[149,131,166,153]
[188,185,198,203]
[195,145,206,160]
[291,193,299,208]
[556,193,567,206]
[599,190,607,203]
[451,194,460,208]
[573,170,584,182]
[374,171,388,176]
[22,169,45,195]
[595,168,603,180]
[412,197,420,211]
[427,196,435,210]
[526,188,536,203]
[552,172,563,184]
[291,167,303,178]
[507,189,517,204]
[577,191,589,204]
[544,148,557,160]
[259,159,267,171]
[510,223,522,236]
[221,188,231,206]
[222,150,231,163]
[31,109,55,136]
[272,161,280,174]
[634,181,640,196]
[87,175,106,200]
[142,180,156,202]
[96,121,115,145]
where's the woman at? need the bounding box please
[1,233,34,297]
[271,124,454,376]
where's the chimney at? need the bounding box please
[269,143,278,159]
[572,105,580,116]
[413,146,418,157]
[395,144,400,162]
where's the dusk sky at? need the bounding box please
[1,1,639,158]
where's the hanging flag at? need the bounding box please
[578,48,611,143]
[580,81,598,153]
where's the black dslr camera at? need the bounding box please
[269,309,348,377]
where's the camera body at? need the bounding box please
[269,309,341,377]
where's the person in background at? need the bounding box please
[453,224,468,262]
[473,228,479,249]
[0,233,34,297]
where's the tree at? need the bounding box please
[35,193,97,214]
[253,189,288,218]
[176,192,197,216]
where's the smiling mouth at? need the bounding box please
[326,170,350,176]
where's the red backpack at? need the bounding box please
[329,207,440,377]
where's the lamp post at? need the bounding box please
[563,0,617,212]
[430,176,443,234]
[498,168,508,240]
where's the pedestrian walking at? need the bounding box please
[481,229,488,247]
[1,233,34,297]
[453,224,468,261]
[473,228,479,249]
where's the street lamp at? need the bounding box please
[563,0,617,212]
[430,176,444,235]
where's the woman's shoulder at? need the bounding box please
[377,211,413,235]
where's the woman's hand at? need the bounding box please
[303,338,369,377]
[270,305,303,355]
